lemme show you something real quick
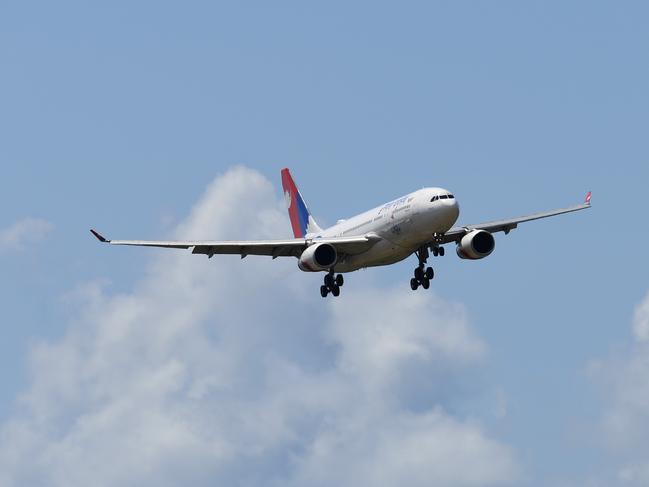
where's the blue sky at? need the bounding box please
[1,1,648,485]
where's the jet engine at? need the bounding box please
[456,230,495,260]
[298,243,338,271]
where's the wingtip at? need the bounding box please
[585,191,592,206]
[90,229,109,243]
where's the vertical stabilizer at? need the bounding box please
[281,168,322,238]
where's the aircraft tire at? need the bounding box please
[425,267,434,280]
[324,274,334,288]
[335,274,344,287]
[439,247,445,256]
[320,285,329,298]
[410,278,419,291]
[331,284,340,297]
[414,267,424,281]
[421,277,430,289]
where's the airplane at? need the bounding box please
[91,168,592,298]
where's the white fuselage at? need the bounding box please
[309,188,460,272]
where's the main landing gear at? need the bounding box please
[410,244,444,291]
[320,270,344,298]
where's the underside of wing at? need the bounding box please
[90,230,380,259]
[193,235,380,259]
[440,194,592,244]
[191,241,304,258]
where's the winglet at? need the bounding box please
[90,229,109,243]
[584,191,592,206]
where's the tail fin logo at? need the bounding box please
[281,168,321,238]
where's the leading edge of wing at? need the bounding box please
[441,193,592,243]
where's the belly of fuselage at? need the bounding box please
[334,239,413,272]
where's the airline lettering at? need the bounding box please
[379,196,409,214]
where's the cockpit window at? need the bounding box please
[432,194,455,202]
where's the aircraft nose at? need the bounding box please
[439,189,458,208]
[446,196,459,214]
[450,198,459,218]
[444,192,459,220]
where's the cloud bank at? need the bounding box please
[0,218,53,251]
[0,167,517,486]
[590,291,649,485]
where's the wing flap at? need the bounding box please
[191,242,304,258]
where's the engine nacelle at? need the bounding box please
[298,243,338,272]
[456,230,495,260]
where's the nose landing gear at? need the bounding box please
[321,270,344,298]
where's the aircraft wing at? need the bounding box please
[440,192,592,244]
[90,230,380,259]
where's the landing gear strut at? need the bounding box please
[321,270,344,298]
[410,245,441,291]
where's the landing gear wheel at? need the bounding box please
[412,245,434,290]
[324,274,334,288]
[321,271,344,297]
[439,246,445,256]
[414,267,424,281]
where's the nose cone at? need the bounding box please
[438,188,459,228]
[450,198,459,220]
[423,187,460,231]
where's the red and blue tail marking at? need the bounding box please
[281,168,320,238]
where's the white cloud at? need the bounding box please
[590,291,649,486]
[0,218,53,251]
[632,291,649,342]
[0,167,518,487]
[618,464,649,485]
